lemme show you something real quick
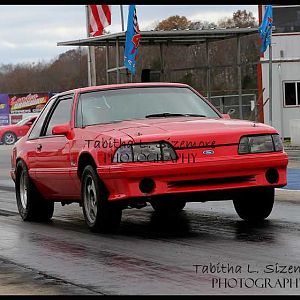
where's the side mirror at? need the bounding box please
[222,114,231,119]
[52,123,73,139]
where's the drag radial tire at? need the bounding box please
[233,187,275,221]
[81,165,122,233]
[151,200,186,213]
[15,160,54,221]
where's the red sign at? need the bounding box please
[9,93,49,114]
[10,114,23,125]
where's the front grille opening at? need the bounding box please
[168,176,256,188]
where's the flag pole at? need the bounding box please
[269,25,272,126]
[85,5,97,86]
[120,5,125,31]
[85,5,92,86]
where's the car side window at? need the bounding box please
[28,98,56,140]
[26,117,36,126]
[43,96,73,136]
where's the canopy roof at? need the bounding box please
[57,28,258,47]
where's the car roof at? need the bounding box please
[55,82,191,97]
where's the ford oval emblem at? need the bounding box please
[203,149,214,155]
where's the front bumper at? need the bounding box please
[97,152,288,202]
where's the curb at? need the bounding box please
[278,188,300,192]
[275,188,300,203]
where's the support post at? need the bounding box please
[106,42,109,84]
[90,46,97,86]
[206,40,211,100]
[160,43,164,81]
[237,35,243,119]
[116,38,120,83]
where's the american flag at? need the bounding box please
[88,5,111,37]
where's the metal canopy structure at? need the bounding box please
[57,28,258,47]
[57,28,259,120]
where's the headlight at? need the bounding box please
[113,142,177,163]
[238,134,283,154]
[272,134,284,151]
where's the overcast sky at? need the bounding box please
[0,5,258,65]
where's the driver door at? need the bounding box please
[34,94,75,199]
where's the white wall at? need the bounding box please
[262,34,300,138]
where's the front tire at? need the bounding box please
[16,160,54,221]
[81,165,122,233]
[3,132,17,145]
[233,187,274,221]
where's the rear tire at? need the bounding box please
[81,165,122,233]
[3,132,17,145]
[233,188,274,221]
[151,200,186,213]
[15,160,54,221]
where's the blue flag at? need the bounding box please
[124,5,140,75]
[258,5,273,53]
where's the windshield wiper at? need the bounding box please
[145,112,206,118]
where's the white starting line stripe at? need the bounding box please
[276,188,300,193]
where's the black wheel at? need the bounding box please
[81,165,122,233]
[15,160,54,221]
[233,187,274,221]
[3,131,17,145]
[151,200,186,213]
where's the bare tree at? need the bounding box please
[218,9,257,28]
[188,20,217,30]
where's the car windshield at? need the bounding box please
[16,117,34,126]
[78,87,220,126]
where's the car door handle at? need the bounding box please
[36,144,42,151]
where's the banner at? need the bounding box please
[124,5,141,75]
[258,5,273,53]
[9,93,50,114]
[0,115,9,126]
[0,94,10,115]
[0,94,10,126]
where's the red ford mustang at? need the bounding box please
[10,83,288,232]
[0,116,37,145]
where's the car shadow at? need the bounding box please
[117,207,276,242]
[118,210,195,239]
[48,204,276,243]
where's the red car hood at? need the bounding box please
[91,117,277,147]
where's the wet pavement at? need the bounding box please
[0,189,299,295]
[0,259,97,295]
[0,145,299,295]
